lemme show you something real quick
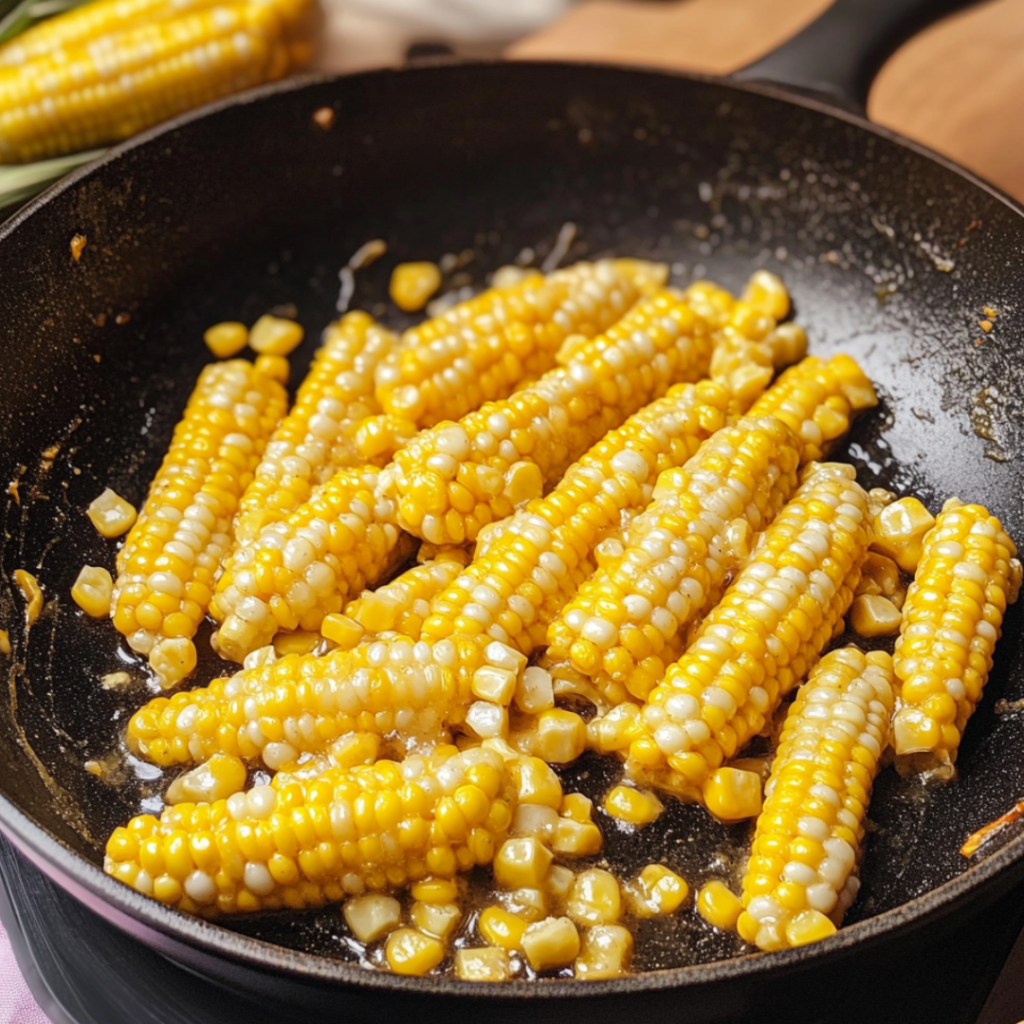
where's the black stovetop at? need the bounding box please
[2,834,1024,1024]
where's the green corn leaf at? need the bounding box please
[0,148,107,213]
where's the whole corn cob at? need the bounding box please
[736,647,895,951]
[104,747,516,914]
[373,260,663,430]
[589,463,871,800]
[384,289,715,546]
[891,501,1020,771]
[548,354,876,699]
[548,416,802,701]
[234,312,399,544]
[111,359,287,688]
[210,467,411,662]
[343,554,468,641]
[0,0,315,164]
[126,633,523,769]
[420,380,733,658]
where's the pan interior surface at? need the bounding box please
[0,63,1022,981]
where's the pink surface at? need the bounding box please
[0,918,51,1024]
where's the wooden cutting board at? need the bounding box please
[509,0,1024,203]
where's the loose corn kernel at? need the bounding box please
[0,630,9,656]
[149,637,197,690]
[785,909,837,947]
[551,818,603,857]
[87,488,138,538]
[390,262,442,313]
[411,901,461,941]
[14,570,42,626]
[385,928,445,975]
[521,917,580,973]
[603,785,663,826]
[511,757,564,809]
[164,754,246,805]
[559,793,594,823]
[702,768,763,822]
[493,837,553,889]
[344,894,402,942]
[478,906,528,951]
[411,878,459,904]
[273,631,321,658]
[320,613,366,650]
[566,869,621,925]
[515,666,555,714]
[532,709,586,765]
[505,888,548,922]
[546,864,575,899]
[627,864,689,918]
[741,269,791,322]
[512,804,559,839]
[575,924,633,979]
[455,946,511,982]
[697,881,743,931]
[871,497,936,573]
[254,354,290,384]
[249,314,304,356]
[849,594,902,637]
[203,321,248,358]
[71,565,113,618]
[855,552,904,604]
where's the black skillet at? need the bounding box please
[2,0,1024,1020]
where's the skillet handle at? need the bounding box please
[732,0,983,116]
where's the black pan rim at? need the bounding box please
[1,58,1023,996]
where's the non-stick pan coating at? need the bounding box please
[0,63,1023,1011]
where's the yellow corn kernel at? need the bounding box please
[697,881,743,931]
[566,869,621,925]
[411,878,459,905]
[411,901,461,941]
[164,754,246,805]
[849,594,902,637]
[320,613,366,650]
[493,837,553,889]
[511,757,563,809]
[515,666,555,714]
[479,906,529,951]
[249,315,304,356]
[71,565,113,618]
[702,768,763,822]
[785,909,837,947]
[505,888,548,922]
[575,924,633,980]
[551,818,603,857]
[521,917,580,973]
[559,793,594,824]
[254,354,290,384]
[871,497,936,573]
[390,262,442,313]
[203,321,248,358]
[455,946,511,982]
[87,488,137,538]
[0,629,9,656]
[344,894,402,943]
[472,665,519,706]
[603,785,663,826]
[855,552,903,602]
[532,709,586,765]
[385,928,445,976]
[741,269,791,322]
[14,570,42,626]
[273,631,321,657]
[628,864,689,918]
[149,637,198,690]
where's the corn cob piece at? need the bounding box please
[235,312,398,543]
[589,463,871,800]
[210,467,411,662]
[374,259,662,430]
[343,554,468,641]
[104,746,516,914]
[747,354,878,464]
[891,502,1020,771]
[737,648,895,951]
[420,380,732,658]
[126,633,521,769]
[548,416,802,701]
[385,289,715,546]
[0,0,315,164]
[111,360,287,687]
